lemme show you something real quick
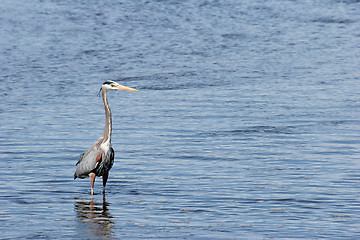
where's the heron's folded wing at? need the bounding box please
[74,149,102,179]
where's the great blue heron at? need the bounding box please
[74,80,138,196]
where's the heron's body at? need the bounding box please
[74,143,114,179]
[74,81,137,196]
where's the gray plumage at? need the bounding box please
[74,146,114,179]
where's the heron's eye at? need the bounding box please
[111,84,115,87]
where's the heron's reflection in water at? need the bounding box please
[74,195,114,239]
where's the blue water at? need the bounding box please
[1,0,360,239]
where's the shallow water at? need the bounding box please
[1,0,360,239]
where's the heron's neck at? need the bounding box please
[102,89,112,142]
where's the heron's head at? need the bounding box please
[102,80,138,92]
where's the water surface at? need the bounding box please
[1,0,360,239]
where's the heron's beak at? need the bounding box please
[116,84,138,91]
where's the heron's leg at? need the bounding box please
[90,173,96,196]
[102,171,109,193]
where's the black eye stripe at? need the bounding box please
[103,81,115,85]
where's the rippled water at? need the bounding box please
[1,0,360,239]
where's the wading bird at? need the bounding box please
[74,81,137,196]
